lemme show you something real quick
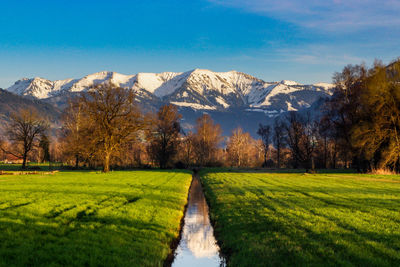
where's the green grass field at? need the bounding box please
[200,170,400,266]
[0,170,192,267]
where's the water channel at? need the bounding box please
[171,175,225,267]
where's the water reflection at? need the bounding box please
[172,176,225,267]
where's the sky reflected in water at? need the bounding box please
[172,176,224,267]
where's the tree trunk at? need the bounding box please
[311,156,315,171]
[324,137,328,169]
[277,146,281,169]
[333,153,336,169]
[263,149,267,167]
[332,144,337,169]
[103,152,111,172]
[22,153,27,169]
[75,154,79,169]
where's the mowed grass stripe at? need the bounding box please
[201,171,400,267]
[0,170,192,267]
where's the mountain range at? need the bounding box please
[4,69,334,136]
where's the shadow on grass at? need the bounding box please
[201,173,400,267]
[0,213,172,267]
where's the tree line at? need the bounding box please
[0,59,399,173]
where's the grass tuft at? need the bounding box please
[369,167,397,175]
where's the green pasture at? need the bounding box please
[0,170,192,266]
[201,170,400,266]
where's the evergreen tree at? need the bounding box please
[39,134,51,163]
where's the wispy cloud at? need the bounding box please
[207,0,400,31]
[218,43,371,70]
[274,45,366,65]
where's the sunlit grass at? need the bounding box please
[201,170,400,266]
[0,170,192,266]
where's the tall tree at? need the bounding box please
[317,116,334,169]
[324,58,400,172]
[193,114,223,166]
[273,118,286,169]
[147,104,182,168]
[352,60,400,171]
[79,83,142,172]
[326,63,367,168]
[61,98,87,168]
[285,112,317,171]
[1,109,48,169]
[257,124,271,167]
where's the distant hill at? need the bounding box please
[0,89,61,134]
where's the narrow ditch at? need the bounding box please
[166,172,226,267]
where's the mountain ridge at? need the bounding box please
[7,69,334,114]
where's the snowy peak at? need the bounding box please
[135,71,186,97]
[280,80,302,86]
[186,69,263,95]
[7,70,333,114]
[8,77,54,98]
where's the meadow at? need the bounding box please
[200,170,400,266]
[0,170,192,267]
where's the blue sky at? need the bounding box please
[1,0,399,88]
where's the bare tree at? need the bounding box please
[285,112,318,171]
[1,109,48,169]
[179,130,195,168]
[257,123,271,167]
[146,104,182,168]
[193,114,223,166]
[273,118,286,169]
[79,83,142,172]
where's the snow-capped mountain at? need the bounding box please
[7,69,334,114]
